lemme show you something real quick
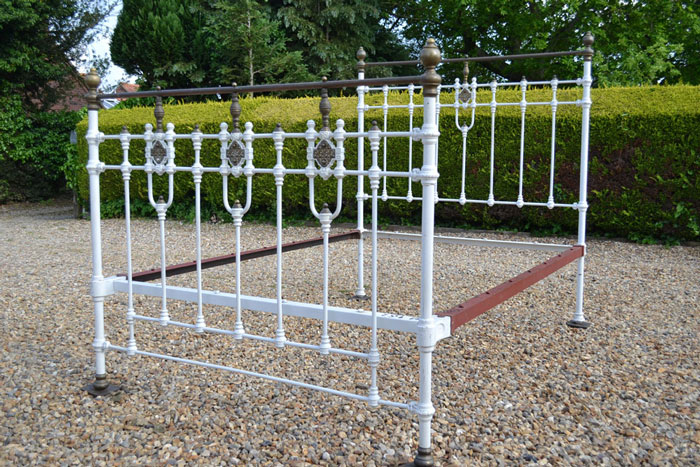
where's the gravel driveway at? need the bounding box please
[1,199,698,465]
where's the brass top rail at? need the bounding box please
[365,50,587,67]
[97,75,423,100]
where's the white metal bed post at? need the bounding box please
[567,32,594,329]
[83,69,118,396]
[354,47,367,298]
[411,39,441,467]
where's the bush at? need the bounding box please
[74,85,700,242]
[0,95,85,202]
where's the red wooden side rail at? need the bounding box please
[126,230,361,282]
[438,245,584,332]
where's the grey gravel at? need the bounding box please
[0,199,698,465]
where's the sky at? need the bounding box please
[80,1,133,90]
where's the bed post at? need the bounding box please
[567,32,594,330]
[355,47,367,299]
[83,69,119,396]
[411,38,441,467]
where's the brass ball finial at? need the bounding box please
[420,38,441,69]
[85,68,101,90]
[356,47,367,72]
[582,32,595,61]
[322,76,328,82]
[420,38,442,97]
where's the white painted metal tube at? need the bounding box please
[548,78,559,209]
[417,91,439,453]
[488,81,497,206]
[407,83,415,201]
[355,70,366,298]
[111,279,452,337]
[367,122,382,407]
[132,315,369,359]
[374,231,572,252]
[119,128,137,355]
[86,108,106,379]
[273,125,287,348]
[382,194,575,208]
[192,127,206,332]
[572,60,593,324]
[517,77,527,208]
[381,84,389,201]
[107,344,409,409]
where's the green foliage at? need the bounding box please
[271,0,409,80]
[0,0,113,111]
[206,0,311,89]
[111,0,212,89]
[386,0,700,86]
[75,85,700,242]
[0,95,84,201]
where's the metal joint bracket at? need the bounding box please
[417,316,451,347]
[411,167,440,184]
[91,276,114,298]
[408,400,436,417]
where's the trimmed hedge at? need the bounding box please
[75,85,700,241]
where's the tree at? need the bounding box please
[206,0,311,90]
[272,0,410,80]
[0,0,113,111]
[111,0,213,89]
[384,0,700,85]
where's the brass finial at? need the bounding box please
[230,82,241,132]
[582,32,595,62]
[158,195,165,204]
[154,86,164,133]
[321,202,330,213]
[371,120,379,131]
[275,122,282,132]
[356,47,367,72]
[463,62,469,81]
[319,76,331,131]
[420,38,442,97]
[234,199,241,209]
[121,125,128,134]
[85,68,101,110]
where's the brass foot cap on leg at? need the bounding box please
[402,448,434,467]
[566,320,592,329]
[83,375,121,397]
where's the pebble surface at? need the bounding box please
[0,200,698,465]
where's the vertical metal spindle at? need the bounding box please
[434,84,441,204]
[120,126,137,355]
[567,33,594,329]
[319,203,332,354]
[192,124,206,332]
[231,199,245,339]
[272,123,287,347]
[407,83,415,202]
[488,80,497,206]
[83,68,119,396]
[547,76,559,209]
[355,48,367,299]
[411,39,441,467]
[517,77,527,208]
[381,85,389,201]
[367,121,381,407]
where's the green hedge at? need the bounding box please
[75,85,700,242]
[0,95,84,202]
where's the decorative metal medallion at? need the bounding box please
[313,139,335,168]
[459,87,472,104]
[151,142,167,165]
[226,140,245,166]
